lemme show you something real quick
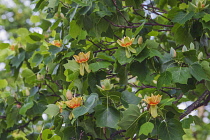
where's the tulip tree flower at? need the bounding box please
[190,0,209,11]
[51,40,62,47]
[56,101,65,113]
[96,79,114,91]
[117,36,136,58]
[10,45,15,51]
[65,97,83,109]
[73,51,91,76]
[142,94,162,118]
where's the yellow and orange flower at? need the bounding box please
[10,45,15,51]
[143,94,162,118]
[117,36,136,58]
[73,51,91,76]
[73,51,90,63]
[117,36,134,47]
[51,40,62,47]
[56,101,65,113]
[96,79,113,91]
[65,97,83,109]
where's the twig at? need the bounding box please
[112,0,132,25]
[173,93,184,104]
[0,116,6,119]
[59,1,71,9]
[103,17,173,29]
[7,116,40,132]
[87,39,104,50]
[180,90,210,120]
[93,47,118,53]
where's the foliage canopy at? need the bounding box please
[1,0,210,139]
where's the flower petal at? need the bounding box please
[80,63,85,76]
[150,105,158,118]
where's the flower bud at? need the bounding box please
[16,104,22,108]
[66,90,73,100]
[37,73,44,80]
[198,52,203,60]
[96,79,113,91]
[138,36,143,45]
[190,42,195,50]
[170,47,176,58]
[182,45,188,52]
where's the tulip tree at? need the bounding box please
[1,0,210,139]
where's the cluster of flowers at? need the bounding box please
[53,36,161,118]
[57,87,162,118]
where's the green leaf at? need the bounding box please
[49,45,62,54]
[96,11,112,17]
[202,14,210,22]
[130,61,149,82]
[79,119,98,138]
[63,60,80,72]
[30,15,40,23]
[125,0,135,7]
[70,20,82,39]
[160,98,176,108]
[72,93,99,118]
[167,67,191,84]
[6,107,19,128]
[29,33,44,41]
[201,61,210,78]
[42,129,53,140]
[179,3,189,9]
[174,26,193,46]
[157,71,172,89]
[0,79,8,89]
[134,22,145,36]
[39,19,52,31]
[117,64,128,85]
[139,122,154,135]
[21,69,36,84]
[11,51,25,68]
[69,4,79,22]
[50,135,61,140]
[17,28,29,37]
[89,61,111,72]
[94,105,120,128]
[118,104,147,137]
[114,47,133,65]
[147,30,159,36]
[172,12,194,24]
[146,40,159,49]
[96,52,115,62]
[19,102,34,115]
[149,49,162,58]
[121,90,141,108]
[71,0,89,6]
[51,19,62,30]
[44,104,59,116]
[189,63,209,81]
[158,119,185,140]
[32,53,43,67]
[48,0,59,8]
[0,43,9,50]
[135,47,150,63]
[181,115,194,129]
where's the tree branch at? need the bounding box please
[103,17,173,29]
[180,90,210,120]
[7,116,40,133]
[0,116,6,119]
